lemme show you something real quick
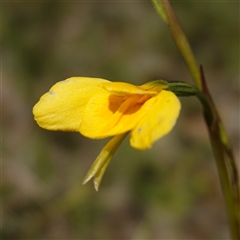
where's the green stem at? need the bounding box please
[152,1,239,238]
[207,124,240,239]
[153,0,202,89]
[165,81,212,121]
[167,79,240,238]
[200,68,240,239]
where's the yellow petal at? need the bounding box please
[79,89,151,138]
[130,90,181,150]
[82,133,127,191]
[101,81,158,96]
[140,80,167,93]
[33,77,109,131]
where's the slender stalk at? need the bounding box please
[153,0,202,89]
[151,0,239,238]
[200,67,240,239]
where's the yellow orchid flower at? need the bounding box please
[33,77,181,190]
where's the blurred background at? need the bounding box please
[2,1,239,239]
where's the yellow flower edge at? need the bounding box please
[33,77,181,150]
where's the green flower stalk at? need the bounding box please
[151,0,239,238]
[152,0,202,89]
